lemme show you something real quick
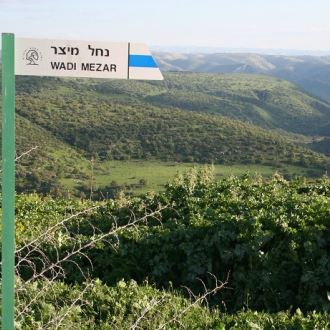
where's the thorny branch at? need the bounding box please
[0,146,39,173]
[14,202,168,324]
[157,272,230,330]
[15,146,39,162]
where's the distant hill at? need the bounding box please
[145,72,330,136]
[155,53,330,102]
[309,137,330,156]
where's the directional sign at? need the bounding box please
[15,37,163,80]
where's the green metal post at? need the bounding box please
[1,33,15,330]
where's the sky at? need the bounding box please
[1,0,330,53]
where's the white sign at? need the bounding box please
[15,38,163,80]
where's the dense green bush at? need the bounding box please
[11,279,330,329]
[218,309,329,330]
[14,279,218,329]
[16,170,329,313]
[88,173,329,312]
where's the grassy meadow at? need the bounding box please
[60,160,322,196]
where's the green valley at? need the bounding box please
[0,71,329,197]
[60,160,317,197]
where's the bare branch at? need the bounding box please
[156,272,229,330]
[15,146,39,162]
[14,201,169,326]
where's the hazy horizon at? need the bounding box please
[151,45,330,56]
[1,0,330,53]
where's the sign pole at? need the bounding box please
[1,32,15,330]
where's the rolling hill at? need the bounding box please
[14,74,329,164]
[155,52,330,102]
[0,71,329,196]
[145,73,330,136]
[25,72,329,137]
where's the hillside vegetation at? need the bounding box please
[16,82,328,165]
[147,72,330,135]
[0,72,329,196]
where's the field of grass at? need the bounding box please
[60,160,319,195]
